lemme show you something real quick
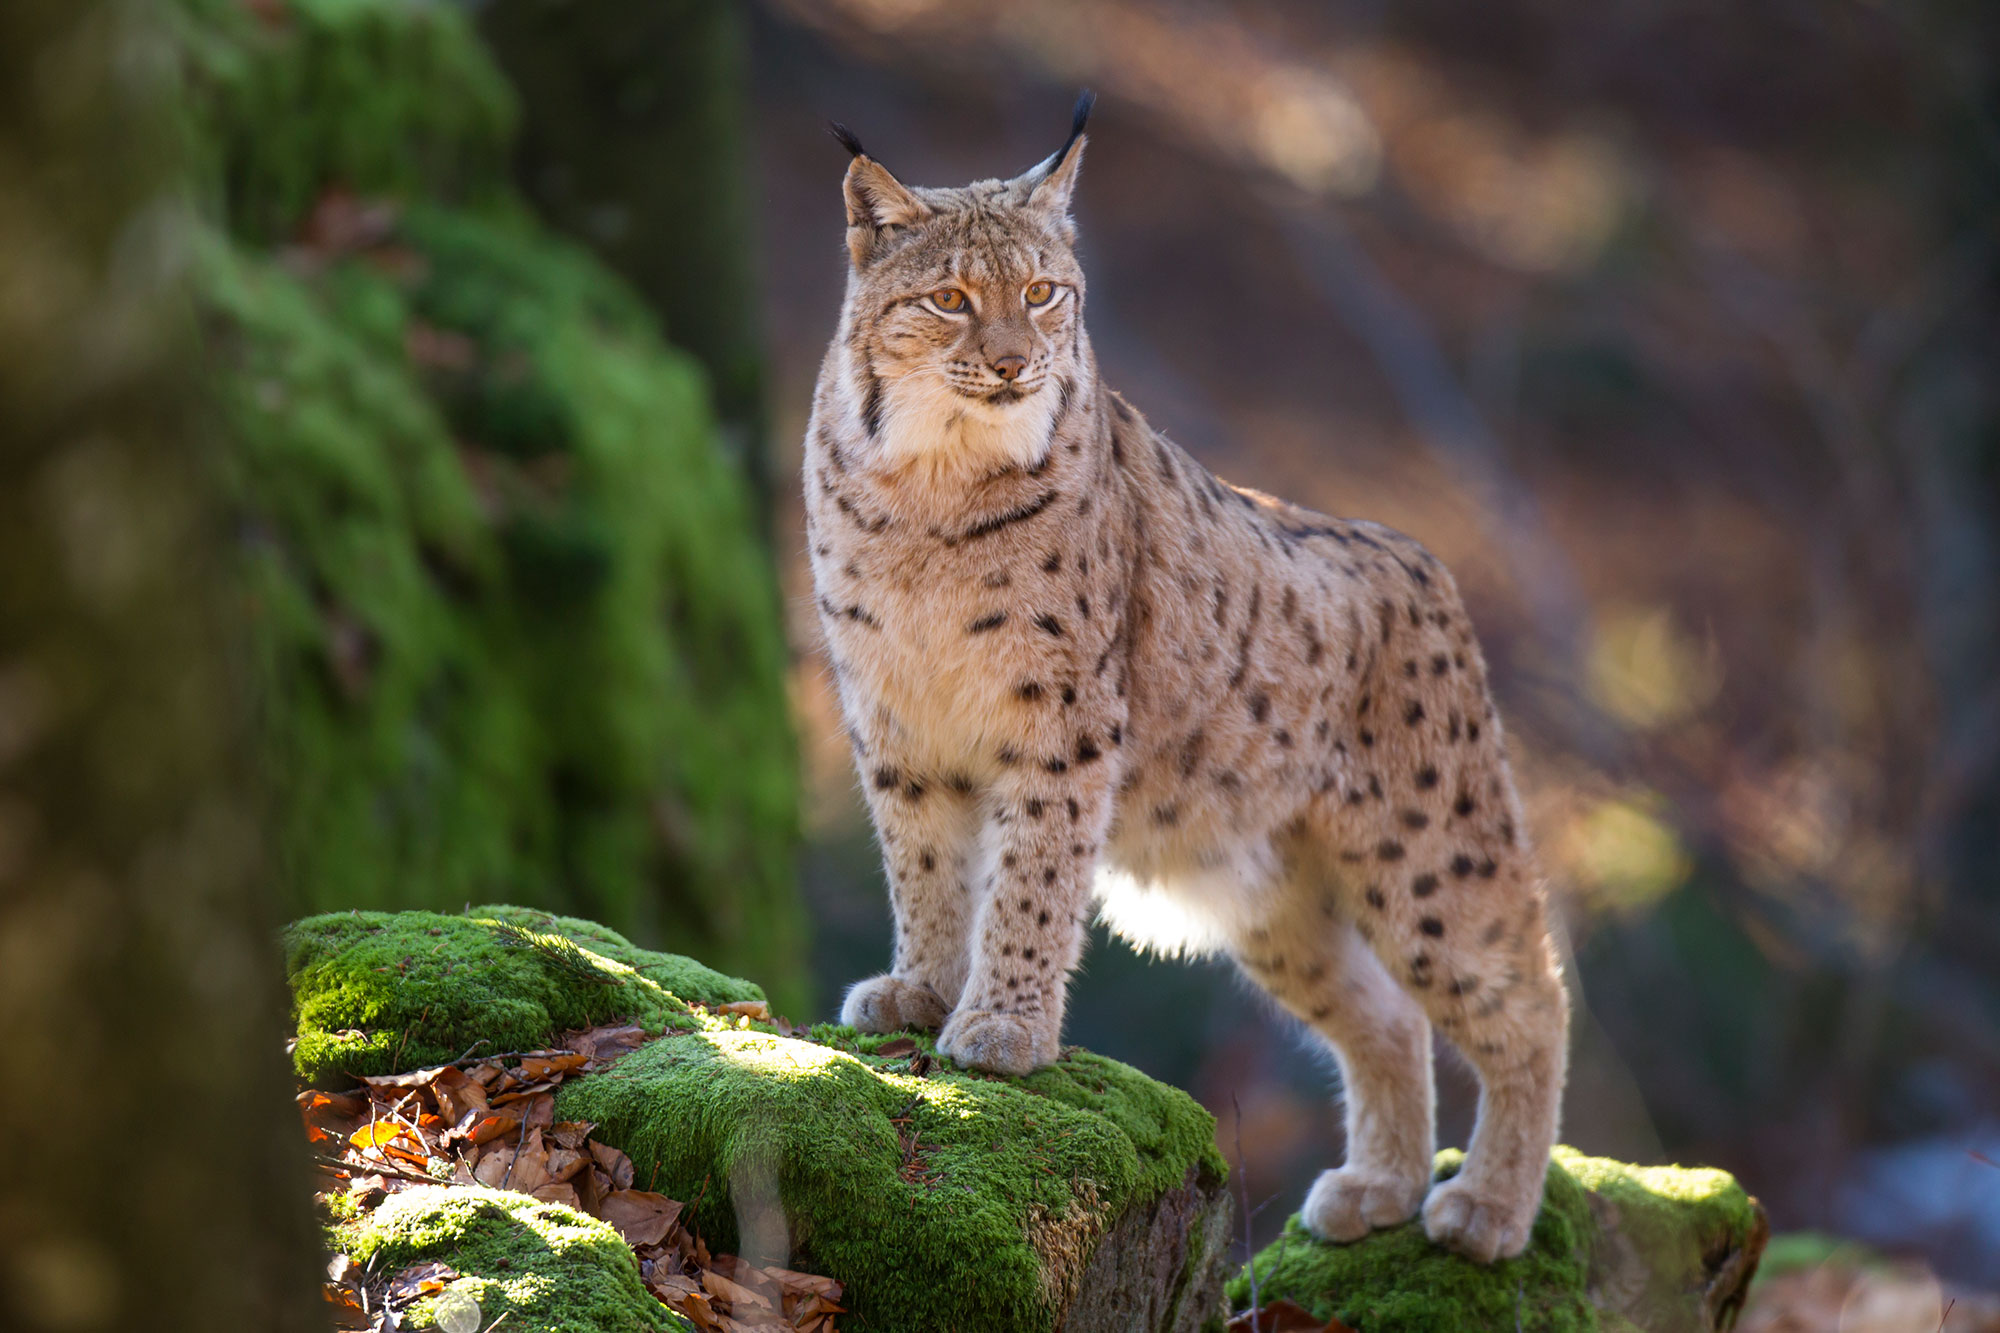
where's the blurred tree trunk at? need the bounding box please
[479,0,774,513]
[0,3,325,1330]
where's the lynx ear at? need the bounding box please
[1016,90,1094,225]
[833,124,929,266]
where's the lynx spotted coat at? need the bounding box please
[803,101,1570,1263]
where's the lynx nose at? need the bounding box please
[991,355,1027,382]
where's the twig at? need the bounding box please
[481,1312,516,1333]
[314,1154,451,1189]
[1233,1093,1262,1319]
[1940,1298,1955,1332]
[499,1114,529,1191]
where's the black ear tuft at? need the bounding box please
[1054,89,1096,168]
[828,121,867,160]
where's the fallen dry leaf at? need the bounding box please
[385,1261,458,1305]
[600,1189,684,1246]
[872,1038,918,1059]
[590,1140,636,1190]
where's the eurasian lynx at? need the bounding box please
[804,95,1569,1263]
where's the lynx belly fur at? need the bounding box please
[804,97,1569,1263]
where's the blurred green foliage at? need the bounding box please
[169,0,804,1006]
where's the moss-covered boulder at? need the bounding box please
[289,907,1235,1331]
[286,906,761,1082]
[169,0,803,1006]
[1230,1148,1768,1333]
[339,1186,690,1333]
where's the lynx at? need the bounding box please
[803,95,1570,1263]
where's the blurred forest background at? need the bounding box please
[3,0,1995,1323]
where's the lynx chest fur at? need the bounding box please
[804,97,1570,1265]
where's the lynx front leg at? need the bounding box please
[841,757,982,1034]
[938,759,1114,1076]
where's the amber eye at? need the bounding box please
[932,287,967,312]
[1026,281,1056,306]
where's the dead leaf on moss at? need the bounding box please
[385,1261,458,1305]
[872,1038,918,1059]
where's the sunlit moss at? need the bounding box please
[556,1026,1230,1331]
[285,906,764,1083]
[1228,1147,1761,1333]
[341,1186,689,1333]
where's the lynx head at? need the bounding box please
[830,93,1094,480]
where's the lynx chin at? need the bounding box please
[804,93,1570,1263]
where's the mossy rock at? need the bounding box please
[286,905,762,1082]
[338,1185,691,1332]
[288,908,1235,1331]
[1229,1147,1768,1333]
[556,1027,1233,1333]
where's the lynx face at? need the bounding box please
[833,130,1088,481]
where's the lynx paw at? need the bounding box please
[1422,1173,1537,1263]
[839,975,949,1034]
[1300,1165,1429,1243]
[936,1008,1053,1075]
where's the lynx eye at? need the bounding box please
[1025,281,1056,306]
[931,287,968,313]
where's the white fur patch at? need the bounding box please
[874,370,1058,480]
[1092,851,1284,960]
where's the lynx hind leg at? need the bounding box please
[1233,906,1435,1243]
[1324,782,1569,1262]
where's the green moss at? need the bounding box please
[286,906,763,1082]
[172,0,805,1008]
[172,0,516,242]
[1228,1147,1760,1333]
[554,1025,1227,1333]
[340,1186,689,1332]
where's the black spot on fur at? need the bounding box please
[1019,681,1044,702]
[872,767,899,790]
[1420,916,1445,938]
[969,611,1007,633]
[1377,840,1405,862]
[1034,613,1065,637]
[1401,810,1429,830]
[1416,766,1440,790]
[1412,873,1439,897]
